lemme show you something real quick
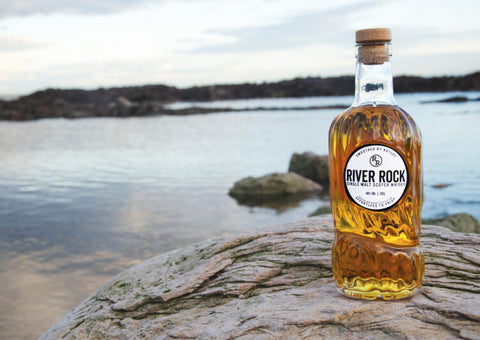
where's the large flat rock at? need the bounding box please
[41,215,480,339]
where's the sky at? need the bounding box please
[1,0,479,96]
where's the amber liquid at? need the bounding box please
[329,105,424,300]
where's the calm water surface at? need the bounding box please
[1,92,479,339]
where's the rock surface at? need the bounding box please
[41,215,480,339]
[423,213,480,233]
[228,172,323,198]
[288,152,329,187]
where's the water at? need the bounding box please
[1,92,479,339]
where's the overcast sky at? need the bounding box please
[1,0,479,95]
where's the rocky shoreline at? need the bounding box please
[1,71,479,121]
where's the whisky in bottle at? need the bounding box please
[329,28,424,300]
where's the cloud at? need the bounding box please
[392,25,480,44]
[0,0,150,18]
[191,1,383,53]
[394,51,480,76]
[0,0,235,18]
[0,35,44,51]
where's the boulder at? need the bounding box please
[288,152,329,187]
[40,215,480,339]
[423,213,480,233]
[228,172,322,198]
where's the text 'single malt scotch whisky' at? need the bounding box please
[329,28,424,300]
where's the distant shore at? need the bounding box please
[0,72,479,121]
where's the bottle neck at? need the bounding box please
[353,44,396,107]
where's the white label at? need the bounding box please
[344,144,408,211]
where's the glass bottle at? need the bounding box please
[328,28,424,300]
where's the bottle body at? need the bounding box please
[329,28,424,300]
[329,104,424,299]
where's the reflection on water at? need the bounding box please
[0,92,479,339]
[0,245,140,340]
[231,192,328,212]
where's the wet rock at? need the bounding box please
[228,172,322,198]
[288,152,329,187]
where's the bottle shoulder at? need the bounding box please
[336,104,410,118]
[331,104,419,130]
[329,104,422,146]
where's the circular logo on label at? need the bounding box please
[369,154,382,167]
[344,144,409,211]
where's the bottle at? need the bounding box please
[328,28,424,300]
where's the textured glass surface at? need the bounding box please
[329,104,424,300]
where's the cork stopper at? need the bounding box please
[356,28,391,44]
[356,28,391,65]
